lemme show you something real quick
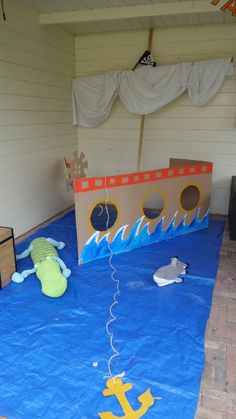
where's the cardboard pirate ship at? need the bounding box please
[73,159,212,264]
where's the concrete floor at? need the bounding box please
[195,219,236,419]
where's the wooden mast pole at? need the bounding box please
[136,28,154,172]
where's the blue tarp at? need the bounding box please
[0,211,224,418]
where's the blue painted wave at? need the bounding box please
[80,208,209,264]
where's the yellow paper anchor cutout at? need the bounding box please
[99,377,155,418]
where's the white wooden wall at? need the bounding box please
[0,0,77,237]
[75,25,236,215]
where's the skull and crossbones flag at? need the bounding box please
[139,50,156,67]
[132,50,157,70]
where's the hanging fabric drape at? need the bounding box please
[72,71,121,126]
[188,58,233,106]
[119,62,192,114]
[72,57,233,127]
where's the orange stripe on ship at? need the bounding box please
[73,163,213,193]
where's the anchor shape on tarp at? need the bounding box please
[99,377,155,418]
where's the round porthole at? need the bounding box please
[90,201,118,231]
[143,192,164,220]
[180,185,200,211]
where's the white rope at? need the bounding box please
[103,177,121,381]
[102,178,161,404]
[97,203,104,217]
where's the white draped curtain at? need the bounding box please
[72,57,233,127]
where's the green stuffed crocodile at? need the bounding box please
[12,237,71,298]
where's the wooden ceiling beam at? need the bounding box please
[39,1,221,25]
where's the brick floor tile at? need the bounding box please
[227,303,236,324]
[226,413,236,419]
[195,407,227,418]
[195,220,236,418]
[226,345,236,394]
[200,387,236,413]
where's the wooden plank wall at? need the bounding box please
[0,0,77,237]
[75,25,236,215]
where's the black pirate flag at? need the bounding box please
[132,50,157,70]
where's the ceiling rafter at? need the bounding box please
[39,0,222,25]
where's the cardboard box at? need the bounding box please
[0,227,16,288]
[73,159,213,264]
